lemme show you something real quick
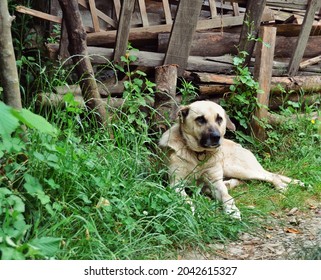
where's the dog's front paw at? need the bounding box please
[224,204,241,220]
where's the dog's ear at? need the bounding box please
[177,106,189,123]
[225,113,236,131]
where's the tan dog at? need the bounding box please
[159,100,303,219]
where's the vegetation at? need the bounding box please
[0,1,320,260]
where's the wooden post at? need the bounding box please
[288,0,321,76]
[153,64,178,132]
[251,26,277,141]
[238,0,267,66]
[113,0,135,64]
[163,0,203,76]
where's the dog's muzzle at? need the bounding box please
[200,130,221,148]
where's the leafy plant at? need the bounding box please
[115,45,156,135]
[220,51,263,141]
[0,101,60,259]
[178,78,199,105]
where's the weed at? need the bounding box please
[220,50,263,144]
[114,45,156,136]
[177,78,199,105]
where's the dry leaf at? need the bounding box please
[265,226,274,231]
[96,197,111,208]
[284,227,300,234]
[270,211,279,218]
[266,234,272,239]
[85,228,90,240]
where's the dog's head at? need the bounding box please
[178,101,235,152]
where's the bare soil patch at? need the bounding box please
[180,204,321,260]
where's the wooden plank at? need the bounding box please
[162,0,173,24]
[137,0,149,27]
[238,0,267,66]
[16,5,62,23]
[164,0,208,76]
[288,0,321,76]
[208,0,217,17]
[88,0,100,32]
[252,26,277,141]
[113,0,121,21]
[113,0,135,64]
[78,0,117,28]
[232,2,240,16]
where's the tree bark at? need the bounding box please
[58,0,107,126]
[0,0,22,109]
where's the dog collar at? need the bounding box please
[196,151,207,161]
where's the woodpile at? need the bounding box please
[16,1,321,138]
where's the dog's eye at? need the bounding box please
[195,116,207,125]
[216,114,223,125]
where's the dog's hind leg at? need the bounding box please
[222,141,304,191]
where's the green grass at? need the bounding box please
[1,95,320,260]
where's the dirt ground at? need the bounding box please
[180,204,321,260]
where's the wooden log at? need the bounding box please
[267,111,321,125]
[86,15,245,46]
[300,55,321,69]
[288,0,321,76]
[37,92,125,109]
[251,26,277,141]
[37,93,154,115]
[194,73,321,94]
[153,64,179,132]
[158,32,321,58]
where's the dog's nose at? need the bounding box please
[209,131,221,145]
[200,130,221,148]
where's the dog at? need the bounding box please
[159,100,303,219]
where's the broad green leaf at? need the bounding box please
[11,108,58,136]
[0,102,20,139]
[29,237,61,257]
[23,173,50,205]
[0,246,25,260]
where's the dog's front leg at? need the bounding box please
[169,175,195,213]
[206,174,241,219]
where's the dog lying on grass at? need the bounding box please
[159,100,303,219]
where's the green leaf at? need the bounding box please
[23,173,50,205]
[11,108,58,136]
[29,237,61,257]
[0,246,25,260]
[135,70,147,76]
[0,102,20,139]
